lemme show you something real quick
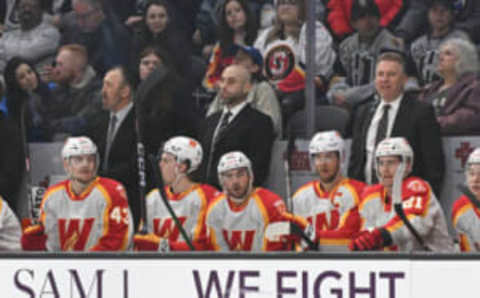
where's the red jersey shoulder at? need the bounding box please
[255,187,286,217]
[344,178,367,195]
[360,184,384,201]
[451,195,471,220]
[97,177,128,203]
[402,177,430,199]
[199,184,221,202]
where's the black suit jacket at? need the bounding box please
[201,104,274,188]
[86,107,140,226]
[348,92,445,196]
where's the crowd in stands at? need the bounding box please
[1,0,480,251]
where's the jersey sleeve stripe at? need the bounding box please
[343,182,360,206]
[452,204,471,227]
[209,227,220,251]
[359,192,380,211]
[252,193,270,251]
[193,189,208,241]
[459,234,471,252]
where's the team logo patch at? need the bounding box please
[406,180,426,193]
[265,45,295,81]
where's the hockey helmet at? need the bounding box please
[62,136,98,159]
[467,148,480,166]
[162,136,203,173]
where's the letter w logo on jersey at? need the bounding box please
[307,210,340,231]
[153,217,187,241]
[222,230,255,251]
[58,218,95,251]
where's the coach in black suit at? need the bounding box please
[86,66,140,228]
[201,65,274,188]
[348,52,445,196]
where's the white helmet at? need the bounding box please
[62,136,98,159]
[309,130,345,162]
[467,148,480,166]
[163,136,203,173]
[217,151,254,198]
[375,137,414,163]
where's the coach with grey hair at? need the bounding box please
[418,38,480,135]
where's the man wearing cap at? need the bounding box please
[329,0,404,108]
[410,0,470,86]
[348,51,445,197]
[206,45,282,138]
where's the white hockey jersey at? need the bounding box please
[40,177,133,251]
[359,177,454,252]
[293,178,365,250]
[0,196,21,251]
[254,21,336,93]
[206,187,290,251]
[145,184,219,250]
[452,195,480,252]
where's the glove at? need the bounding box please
[349,229,385,251]
[21,224,47,251]
[134,233,170,252]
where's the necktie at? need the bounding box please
[214,111,232,144]
[372,104,391,183]
[103,114,117,171]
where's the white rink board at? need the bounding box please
[1,257,479,298]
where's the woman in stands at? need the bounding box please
[202,0,258,91]
[253,0,336,125]
[4,57,54,142]
[131,0,191,78]
[417,38,480,135]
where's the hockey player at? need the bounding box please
[452,148,480,252]
[0,195,21,250]
[206,151,310,251]
[21,136,133,251]
[292,131,365,251]
[350,137,454,252]
[133,136,219,251]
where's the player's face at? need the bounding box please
[352,15,380,39]
[221,168,250,199]
[277,0,300,25]
[218,66,250,106]
[146,4,169,35]
[102,69,128,112]
[428,5,453,32]
[159,152,178,186]
[466,164,480,200]
[139,53,163,81]
[225,0,246,31]
[65,154,97,184]
[375,60,407,102]
[313,151,340,184]
[15,63,38,92]
[377,156,402,188]
[437,45,458,75]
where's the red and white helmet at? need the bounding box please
[62,136,98,159]
[375,137,414,163]
[163,136,203,173]
[467,148,480,166]
[217,151,252,175]
[309,130,345,163]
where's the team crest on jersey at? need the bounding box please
[406,180,426,193]
[265,45,295,81]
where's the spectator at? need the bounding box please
[410,0,470,86]
[1,0,57,32]
[254,0,336,123]
[0,0,60,73]
[61,0,131,76]
[135,46,200,163]
[207,45,283,138]
[326,0,404,42]
[348,52,445,196]
[86,66,140,228]
[131,0,191,78]
[202,0,258,91]
[43,44,103,140]
[0,81,25,216]
[200,64,274,189]
[4,57,53,142]
[418,38,480,135]
[329,0,404,108]
[392,1,428,44]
